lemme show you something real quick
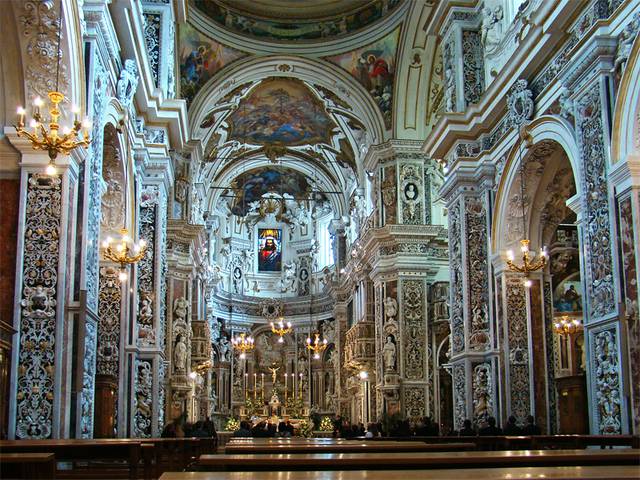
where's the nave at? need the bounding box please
[1,0,640,478]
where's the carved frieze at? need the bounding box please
[472,362,493,425]
[461,30,484,106]
[138,204,157,347]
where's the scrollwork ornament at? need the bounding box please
[133,360,153,437]
[507,79,534,127]
[592,329,622,434]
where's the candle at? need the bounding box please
[254,373,257,399]
[33,97,43,116]
[284,373,288,401]
[16,106,25,126]
[244,373,248,401]
[261,373,264,396]
[71,104,80,123]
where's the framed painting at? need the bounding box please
[258,228,282,272]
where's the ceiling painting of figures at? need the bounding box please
[325,27,400,128]
[228,166,313,216]
[179,23,247,105]
[226,78,337,147]
[193,0,402,42]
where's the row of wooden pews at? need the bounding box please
[173,436,640,480]
[0,437,216,479]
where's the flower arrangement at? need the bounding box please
[318,416,333,432]
[298,418,314,438]
[225,417,240,431]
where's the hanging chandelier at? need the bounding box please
[271,317,293,343]
[14,1,91,175]
[505,128,548,287]
[102,228,147,282]
[306,333,327,360]
[553,315,583,336]
[232,332,255,359]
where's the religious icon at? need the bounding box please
[258,228,282,272]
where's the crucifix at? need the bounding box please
[268,365,280,384]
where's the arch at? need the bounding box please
[611,33,640,164]
[491,115,582,255]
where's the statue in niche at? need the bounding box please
[383,335,397,372]
[403,182,419,220]
[351,192,367,233]
[220,335,230,362]
[101,164,125,231]
[613,19,639,73]
[384,297,398,322]
[174,297,189,322]
[174,335,187,372]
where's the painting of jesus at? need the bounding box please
[258,228,282,272]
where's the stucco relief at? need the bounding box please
[133,360,153,437]
[400,164,423,225]
[404,387,425,419]
[97,266,122,378]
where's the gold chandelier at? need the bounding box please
[232,332,255,359]
[553,315,583,336]
[102,228,147,282]
[14,4,91,175]
[306,333,328,360]
[505,128,548,287]
[271,317,293,343]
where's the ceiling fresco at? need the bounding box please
[228,166,314,216]
[192,0,402,42]
[324,27,400,128]
[179,23,247,104]
[226,78,338,147]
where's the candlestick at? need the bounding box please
[244,373,248,401]
[254,373,257,400]
[261,373,264,399]
[284,373,288,402]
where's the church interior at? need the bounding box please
[0,0,639,478]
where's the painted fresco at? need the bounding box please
[325,27,400,128]
[258,228,282,272]
[226,78,336,146]
[229,166,312,216]
[553,279,583,313]
[193,0,402,42]
[179,23,246,104]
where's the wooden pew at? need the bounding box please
[0,453,57,479]
[223,440,475,454]
[364,435,638,451]
[0,439,148,480]
[159,466,640,480]
[198,449,640,471]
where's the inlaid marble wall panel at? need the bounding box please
[617,195,639,432]
[543,280,558,433]
[15,174,63,439]
[504,274,531,424]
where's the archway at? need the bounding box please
[493,127,586,433]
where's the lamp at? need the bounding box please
[270,317,293,343]
[102,228,147,282]
[553,315,583,336]
[14,1,91,175]
[505,127,548,286]
[232,332,255,359]
[306,333,327,360]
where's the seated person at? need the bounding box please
[479,416,503,436]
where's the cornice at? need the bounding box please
[422,2,579,161]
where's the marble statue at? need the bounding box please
[383,335,397,372]
[174,336,187,372]
[384,297,398,321]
